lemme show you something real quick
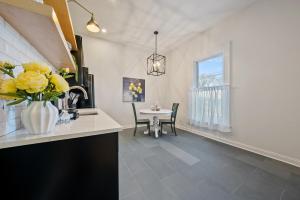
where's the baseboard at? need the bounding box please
[177,124,300,168]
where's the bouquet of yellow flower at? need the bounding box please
[0,61,70,106]
[129,82,143,101]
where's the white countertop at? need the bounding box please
[0,109,122,149]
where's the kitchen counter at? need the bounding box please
[0,108,122,149]
[0,108,121,200]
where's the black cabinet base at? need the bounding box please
[0,132,119,200]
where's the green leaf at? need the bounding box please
[42,91,62,101]
[50,96,59,102]
[0,92,21,98]
[0,68,6,73]
[0,68,9,75]
[0,68,14,78]
[6,98,26,106]
[16,90,28,98]
[64,74,74,79]
[3,62,16,70]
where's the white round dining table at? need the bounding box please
[139,109,172,138]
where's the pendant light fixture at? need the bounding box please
[86,14,100,33]
[69,0,103,33]
[147,31,166,76]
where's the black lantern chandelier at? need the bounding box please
[147,31,166,76]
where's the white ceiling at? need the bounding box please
[68,0,257,53]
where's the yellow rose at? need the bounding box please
[22,62,51,74]
[15,71,48,93]
[0,79,17,100]
[0,79,17,93]
[50,74,69,92]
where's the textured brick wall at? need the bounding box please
[0,16,52,135]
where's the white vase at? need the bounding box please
[21,101,59,134]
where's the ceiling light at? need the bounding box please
[86,15,100,33]
[101,28,107,33]
[147,31,166,76]
[69,0,102,33]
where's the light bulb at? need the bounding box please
[153,61,161,71]
[156,61,161,67]
[86,15,100,33]
[153,63,157,70]
[87,23,100,32]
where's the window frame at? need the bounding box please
[195,53,225,88]
[193,42,231,89]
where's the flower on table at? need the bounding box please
[0,61,70,105]
[0,79,17,100]
[22,62,51,75]
[15,71,48,93]
[0,79,17,93]
[50,74,69,92]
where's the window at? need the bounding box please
[189,52,231,133]
[196,54,224,88]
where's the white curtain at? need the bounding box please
[189,85,231,132]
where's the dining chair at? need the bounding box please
[160,103,179,136]
[132,103,151,136]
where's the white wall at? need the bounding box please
[164,0,300,166]
[0,16,51,135]
[82,36,168,127]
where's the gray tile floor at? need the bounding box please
[119,128,300,200]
